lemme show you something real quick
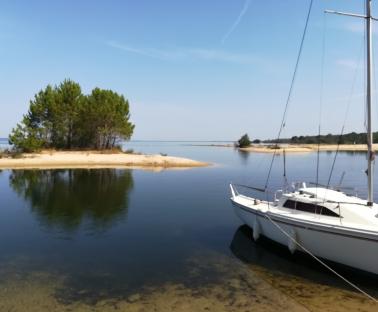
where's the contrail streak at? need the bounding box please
[221,0,251,44]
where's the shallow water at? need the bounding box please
[0,142,377,311]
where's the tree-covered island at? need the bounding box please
[0,80,208,169]
[9,79,135,152]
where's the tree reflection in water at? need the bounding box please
[237,150,250,165]
[9,169,133,232]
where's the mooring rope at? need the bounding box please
[263,212,378,303]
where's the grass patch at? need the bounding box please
[0,148,24,159]
[268,145,281,150]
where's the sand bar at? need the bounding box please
[189,143,378,153]
[0,151,209,170]
[239,144,378,153]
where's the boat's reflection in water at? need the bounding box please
[230,225,378,297]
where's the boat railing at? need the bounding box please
[291,181,307,192]
[292,181,360,198]
[231,183,275,194]
[274,189,283,202]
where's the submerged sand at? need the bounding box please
[0,253,308,312]
[1,251,376,312]
[0,151,209,170]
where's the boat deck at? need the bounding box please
[233,193,378,236]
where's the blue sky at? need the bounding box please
[0,0,375,140]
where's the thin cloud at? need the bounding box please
[336,58,362,70]
[344,21,364,34]
[342,21,378,36]
[106,41,184,60]
[221,0,252,44]
[186,48,257,64]
[106,41,260,65]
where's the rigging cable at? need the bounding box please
[264,0,314,190]
[256,0,377,303]
[326,34,366,191]
[372,13,377,180]
[316,12,327,192]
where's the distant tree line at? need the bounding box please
[264,132,378,145]
[236,131,378,147]
[9,80,134,152]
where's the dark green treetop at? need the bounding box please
[237,134,251,148]
[9,80,134,151]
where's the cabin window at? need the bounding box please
[283,199,339,217]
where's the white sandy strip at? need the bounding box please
[239,144,378,153]
[0,151,209,170]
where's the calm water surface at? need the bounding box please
[1,142,377,311]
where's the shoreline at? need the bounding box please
[0,151,209,170]
[240,144,378,153]
[189,143,378,153]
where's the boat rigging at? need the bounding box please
[230,0,378,302]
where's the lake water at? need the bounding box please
[1,142,377,311]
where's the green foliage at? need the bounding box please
[9,80,134,151]
[237,134,251,148]
[79,88,134,149]
[266,131,376,145]
[8,124,44,152]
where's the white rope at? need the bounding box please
[263,213,378,303]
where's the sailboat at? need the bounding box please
[230,0,378,275]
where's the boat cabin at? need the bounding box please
[275,185,378,227]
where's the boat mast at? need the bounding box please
[326,0,375,206]
[366,0,374,206]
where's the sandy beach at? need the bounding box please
[0,151,209,170]
[239,144,378,153]
[190,143,378,153]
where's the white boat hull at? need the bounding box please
[232,199,378,275]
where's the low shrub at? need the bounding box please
[237,134,251,148]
